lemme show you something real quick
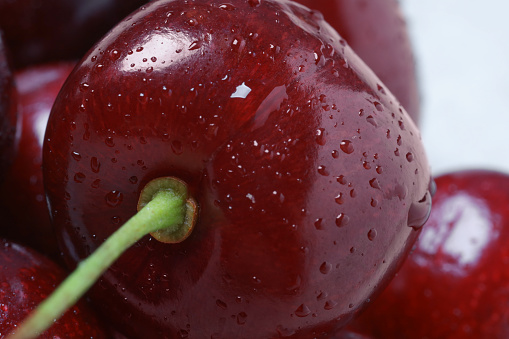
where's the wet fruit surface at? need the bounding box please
[0,239,108,338]
[0,62,75,259]
[296,0,420,124]
[43,0,432,337]
[349,169,509,338]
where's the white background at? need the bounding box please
[400,0,509,176]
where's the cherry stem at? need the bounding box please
[7,177,197,339]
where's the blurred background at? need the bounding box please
[400,0,509,175]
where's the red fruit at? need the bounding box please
[0,62,74,258]
[349,169,509,338]
[0,239,108,338]
[43,0,432,337]
[295,0,420,124]
[0,31,18,180]
[0,0,148,68]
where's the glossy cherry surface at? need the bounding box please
[350,169,509,338]
[0,31,18,180]
[0,62,75,258]
[0,0,148,68]
[296,0,420,124]
[43,0,432,337]
[0,239,108,338]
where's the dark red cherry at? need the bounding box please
[0,31,18,180]
[0,62,75,259]
[43,0,432,337]
[349,169,509,338]
[0,0,148,68]
[295,0,420,124]
[0,239,108,338]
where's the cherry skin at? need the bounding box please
[295,0,421,124]
[0,62,75,259]
[0,0,148,68]
[0,238,108,338]
[349,169,509,338]
[43,0,432,338]
[0,31,18,181]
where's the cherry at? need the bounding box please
[0,238,108,338]
[0,0,148,68]
[295,0,420,124]
[42,0,432,337]
[0,31,18,181]
[0,62,75,258]
[349,169,509,338]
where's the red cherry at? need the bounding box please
[0,0,148,68]
[0,31,18,180]
[295,0,421,124]
[0,62,75,258]
[43,0,432,337]
[0,239,108,338]
[349,169,509,338]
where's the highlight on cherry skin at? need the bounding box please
[347,169,509,339]
[12,0,432,338]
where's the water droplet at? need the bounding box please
[376,166,384,174]
[171,140,183,155]
[335,213,349,227]
[91,179,101,188]
[216,299,227,310]
[340,140,354,154]
[237,312,247,325]
[188,40,203,50]
[371,198,378,207]
[295,304,311,317]
[219,3,236,10]
[319,262,332,274]
[349,303,354,309]
[369,178,381,190]
[337,175,347,185]
[129,176,138,184]
[136,46,144,52]
[248,0,261,7]
[90,157,101,173]
[105,190,124,207]
[79,83,90,92]
[324,300,337,310]
[109,49,120,61]
[317,165,329,176]
[367,229,377,241]
[374,102,384,112]
[408,190,432,230]
[314,218,323,230]
[71,151,81,161]
[74,172,86,183]
[315,128,326,146]
[366,115,378,127]
[331,150,339,158]
[406,152,414,162]
[377,84,386,95]
[335,193,344,205]
[105,137,115,147]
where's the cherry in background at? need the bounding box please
[0,238,108,338]
[0,62,75,259]
[296,0,421,124]
[0,31,18,181]
[43,0,432,338]
[349,169,509,338]
[0,0,148,68]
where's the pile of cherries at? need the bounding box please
[0,0,507,338]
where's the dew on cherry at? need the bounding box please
[340,140,354,154]
[105,190,124,207]
[236,312,247,325]
[90,157,101,173]
[336,213,349,227]
[317,165,329,176]
[324,300,338,310]
[71,151,81,161]
[315,128,326,145]
[407,190,432,230]
[74,172,86,183]
[319,262,332,274]
[105,137,115,147]
[406,152,414,162]
[367,229,377,241]
[216,299,227,310]
[369,178,381,190]
[295,304,311,317]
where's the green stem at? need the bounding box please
[8,180,194,339]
